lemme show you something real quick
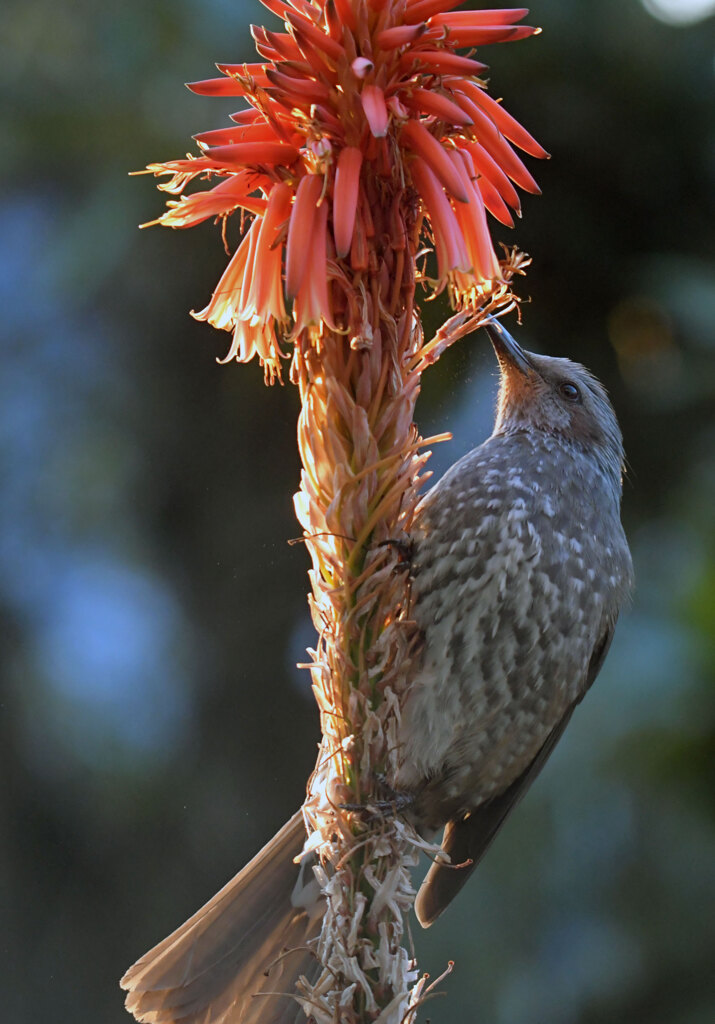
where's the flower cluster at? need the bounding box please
[143,0,547,380]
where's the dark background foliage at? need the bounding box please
[2,1,714,1021]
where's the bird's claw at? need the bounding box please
[340,774,414,821]
[375,537,414,573]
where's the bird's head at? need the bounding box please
[486,320,625,488]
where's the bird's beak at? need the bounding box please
[484,320,534,376]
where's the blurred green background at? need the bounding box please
[2,0,714,1021]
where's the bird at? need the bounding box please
[120,321,633,1024]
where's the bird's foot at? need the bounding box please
[340,774,415,821]
[374,537,414,573]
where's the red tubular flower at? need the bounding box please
[285,173,325,300]
[333,147,363,257]
[361,84,390,137]
[141,0,548,380]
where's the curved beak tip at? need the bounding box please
[484,319,534,376]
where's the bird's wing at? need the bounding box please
[414,709,574,927]
[415,621,617,928]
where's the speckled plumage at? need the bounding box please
[399,431,629,815]
[398,325,633,925]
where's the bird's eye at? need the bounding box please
[559,381,581,402]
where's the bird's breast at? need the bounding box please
[395,434,630,827]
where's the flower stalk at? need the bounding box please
[139,0,545,1019]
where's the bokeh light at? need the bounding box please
[642,0,715,25]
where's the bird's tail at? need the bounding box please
[120,811,321,1024]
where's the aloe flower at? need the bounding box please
[138,2,545,1021]
[144,1,546,382]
